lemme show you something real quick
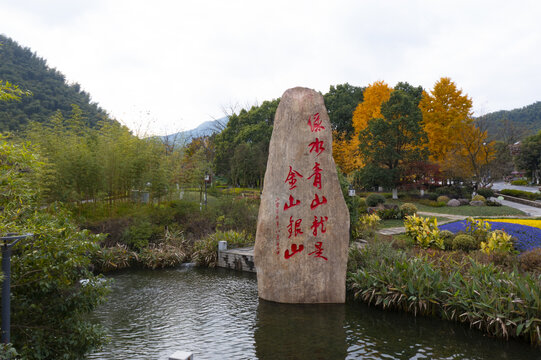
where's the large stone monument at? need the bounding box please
[254,87,350,304]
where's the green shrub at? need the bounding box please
[472,194,486,202]
[366,193,386,207]
[192,230,253,267]
[511,179,528,185]
[452,234,477,251]
[439,230,455,250]
[121,220,156,251]
[481,230,514,255]
[376,207,401,220]
[400,202,417,217]
[404,214,442,249]
[419,199,446,207]
[358,197,367,213]
[477,187,495,198]
[499,189,541,200]
[92,244,136,272]
[437,195,450,203]
[465,217,491,245]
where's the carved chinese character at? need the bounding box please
[287,216,303,238]
[283,194,301,211]
[308,241,328,261]
[308,162,322,189]
[311,216,328,236]
[310,193,327,210]
[308,113,325,132]
[284,243,304,259]
[308,138,325,156]
[284,166,303,190]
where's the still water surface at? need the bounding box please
[88,267,541,360]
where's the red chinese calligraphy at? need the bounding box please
[275,198,280,254]
[284,194,301,211]
[308,113,325,132]
[284,166,303,190]
[308,241,328,261]
[311,216,328,236]
[284,243,304,259]
[308,162,322,189]
[308,138,325,156]
[310,193,327,210]
[287,216,303,238]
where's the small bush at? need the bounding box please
[518,248,541,273]
[358,197,367,213]
[404,214,442,249]
[465,217,491,245]
[419,199,446,207]
[481,230,514,255]
[377,207,401,220]
[366,193,386,207]
[452,234,477,251]
[400,203,417,217]
[437,195,450,203]
[121,220,156,251]
[472,194,486,202]
[477,188,495,198]
[92,244,136,272]
[192,230,253,267]
[439,230,455,250]
[511,179,528,186]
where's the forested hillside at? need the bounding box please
[0,34,111,131]
[479,101,541,142]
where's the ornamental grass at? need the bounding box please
[347,241,541,346]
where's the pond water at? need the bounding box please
[88,267,541,360]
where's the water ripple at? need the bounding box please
[89,268,540,360]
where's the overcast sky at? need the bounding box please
[1,0,540,135]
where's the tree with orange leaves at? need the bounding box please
[420,77,494,182]
[332,81,392,174]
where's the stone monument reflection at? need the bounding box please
[254,299,347,359]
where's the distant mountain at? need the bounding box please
[478,101,541,142]
[162,116,229,145]
[0,34,112,132]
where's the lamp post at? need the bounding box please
[1,233,33,344]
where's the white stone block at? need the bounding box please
[169,350,193,360]
[218,240,227,251]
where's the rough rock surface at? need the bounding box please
[254,87,350,304]
[447,199,461,207]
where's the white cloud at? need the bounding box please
[1,0,541,134]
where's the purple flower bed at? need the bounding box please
[439,220,541,253]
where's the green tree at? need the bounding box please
[358,84,428,191]
[323,83,364,137]
[0,137,109,359]
[516,130,541,181]
[214,99,278,187]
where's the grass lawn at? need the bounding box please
[380,215,452,229]
[387,199,526,217]
[413,203,526,216]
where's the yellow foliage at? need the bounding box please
[420,77,473,166]
[352,80,392,135]
[333,81,392,174]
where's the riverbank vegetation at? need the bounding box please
[347,211,541,346]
